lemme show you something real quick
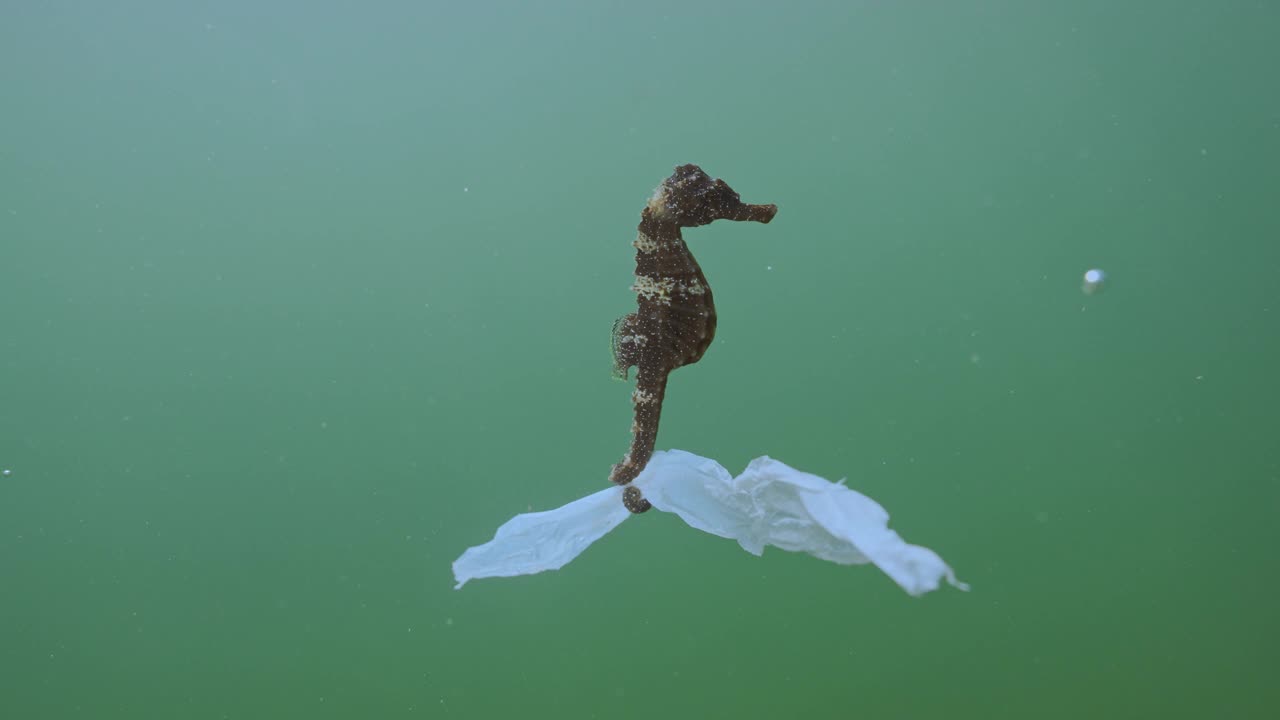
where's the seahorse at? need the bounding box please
[609,164,777,513]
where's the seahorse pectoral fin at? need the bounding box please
[611,362,631,382]
[610,314,637,381]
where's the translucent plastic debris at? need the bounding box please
[451,481,630,586]
[452,450,967,597]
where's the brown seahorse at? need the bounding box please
[609,164,777,513]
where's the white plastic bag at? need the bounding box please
[452,449,967,596]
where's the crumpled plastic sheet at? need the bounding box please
[452,449,968,596]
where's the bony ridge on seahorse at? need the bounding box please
[608,164,777,513]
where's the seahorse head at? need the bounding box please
[648,164,777,228]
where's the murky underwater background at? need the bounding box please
[2,1,1278,718]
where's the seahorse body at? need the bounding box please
[609,164,777,513]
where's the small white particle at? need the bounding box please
[1082,268,1108,295]
[463,187,469,193]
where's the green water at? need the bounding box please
[2,1,1277,718]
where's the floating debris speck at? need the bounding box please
[1082,268,1108,295]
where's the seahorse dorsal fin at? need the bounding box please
[610,315,633,381]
